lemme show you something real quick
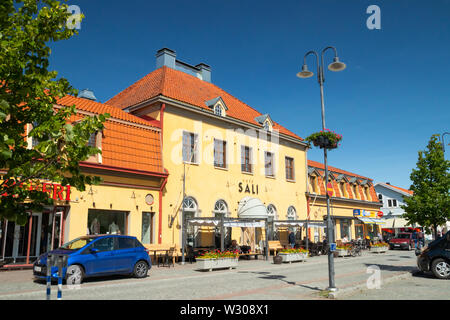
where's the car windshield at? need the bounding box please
[396,234,410,239]
[60,237,96,250]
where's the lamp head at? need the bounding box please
[296,64,314,78]
[328,57,346,72]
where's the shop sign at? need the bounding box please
[377,211,383,218]
[353,209,361,217]
[238,182,259,195]
[1,180,71,201]
[326,182,333,197]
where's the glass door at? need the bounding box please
[51,211,63,250]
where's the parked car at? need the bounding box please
[33,235,151,284]
[388,232,415,250]
[416,231,450,279]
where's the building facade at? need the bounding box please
[0,95,166,267]
[307,160,383,243]
[107,48,310,251]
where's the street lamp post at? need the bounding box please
[297,46,346,292]
[441,132,450,153]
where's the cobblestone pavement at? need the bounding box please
[0,249,423,300]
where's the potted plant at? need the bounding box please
[371,242,389,253]
[305,129,343,150]
[278,248,309,263]
[196,250,239,271]
[335,244,352,257]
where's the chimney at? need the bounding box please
[156,48,176,69]
[196,63,211,82]
[78,89,97,101]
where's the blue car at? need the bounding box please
[33,235,151,284]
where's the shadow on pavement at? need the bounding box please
[363,263,416,273]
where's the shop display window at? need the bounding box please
[88,209,127,235]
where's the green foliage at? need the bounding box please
[305,129,343,149]
[0,1,109,224]
[402,135,450,238]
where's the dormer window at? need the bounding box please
[205,97,227,117]
[255,114,274,132]
[263,120,271,131]
[214,104,224,117]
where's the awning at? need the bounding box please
[357,217,386,225]
[382,217,410,229]
[237,197,267,219]
[187,219,265,228]
[274,221,304,228]
[304,222,326,229]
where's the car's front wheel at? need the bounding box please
[431,259,450,279]
[66,264,84,285]
[133,261,149,278]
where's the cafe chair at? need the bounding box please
[158,247,175,267]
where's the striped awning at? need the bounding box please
[274,221,304,228]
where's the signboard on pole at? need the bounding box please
[326,182,333,197]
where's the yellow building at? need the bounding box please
[307,160,383,243]
[107,48,310,251]
[0,94,167,267]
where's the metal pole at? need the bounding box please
[57,256,63,300]
[220,213,225,252]
[319,62,337,292]
[265,219,269,261]
[181,163,186,265]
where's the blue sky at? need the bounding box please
[48,0,450,189]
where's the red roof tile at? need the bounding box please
[308,160,371,181]
[107,66,303,141]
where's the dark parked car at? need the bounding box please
[389,232,415,250]
[33,235,151,284]
[417,231,450,279]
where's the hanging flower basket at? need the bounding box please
[305,129,342,150]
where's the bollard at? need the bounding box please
[57,256,63,300]
[46,254,53,300]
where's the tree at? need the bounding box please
[402,134,450,239]
[0,0,108,225]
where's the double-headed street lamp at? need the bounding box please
[297,46,346,292]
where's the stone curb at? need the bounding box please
[327,271,415,299]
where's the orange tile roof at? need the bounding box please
[107,66,303,141]
[62,97,164,175]
[57,95,159,127]
[307,160,371,181]
[382,183,413,195]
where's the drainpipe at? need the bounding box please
[158,175,168,244]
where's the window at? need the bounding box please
[88,209,127,235]
[141,212,154,244]
[339,182,346,198]
[352,185,359,199]
[309,176,317,193]
[87,133,97,148]
[214,200,231,247]
[90,237,116,252]
[214,105,223,116]
[285,157,295,180]
[340,219,352,240]
[118,237,136,250]
[388,199,397,207]
[263,121,270,131]
[214,139,227,168]
[182,132,198,163]
[183,197,198,247]
[241,146,252,173]
[267,204,277,219]
[378,194,383,201]
[266,204,277,241]
[265,152,275,177]
[287,206,296,220]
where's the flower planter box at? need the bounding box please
[196,258,238,271]
[371,247,388,253]
[278,253,308,263]
[334,249,349,257]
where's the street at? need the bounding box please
[0,249,442,300]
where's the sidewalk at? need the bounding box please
[0,250,418,300]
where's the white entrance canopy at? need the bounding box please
[187,218,264,228]
[237,197,267,219]
[274,221,304,228]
